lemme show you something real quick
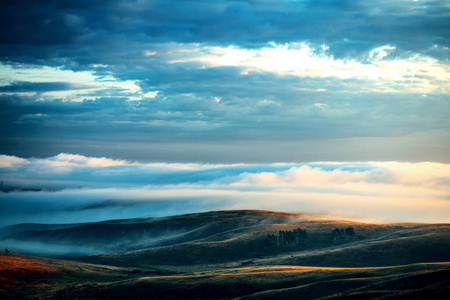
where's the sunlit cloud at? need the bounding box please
[1,154,449,226]
[166,42,450,93]
[0,155,30,168]
[35,153,135,168]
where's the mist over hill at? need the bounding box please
[0,210,308,256]
[2,210,449,267]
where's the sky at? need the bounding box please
[0,1,449,225]
[0,0,449,162]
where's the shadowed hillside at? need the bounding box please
[2,210,450,267]
[0,210,308,255]
[84,222,450,268]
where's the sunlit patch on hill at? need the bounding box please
[0,255,56,290]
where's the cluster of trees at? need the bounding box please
[331,227,355,241]
[265,228,308,246]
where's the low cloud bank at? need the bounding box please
[0,154,449,226]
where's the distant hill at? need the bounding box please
[0,210,307,255]
[2,210,449,268]
[85,220,449,268]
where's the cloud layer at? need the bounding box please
[1,154,449,226]
[0,0,449,162]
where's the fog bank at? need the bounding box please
[1,154,449,227]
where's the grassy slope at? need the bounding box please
[1,210,305,254]
[0,255,56,291]
[0,254,135,299]
[54,264,450,299]
[83,219,450,268]
[1,210,450,299]
[272,225,450,267]
[1,255,449,299]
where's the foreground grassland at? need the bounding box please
[1,256,449,299]
[1,210,449,299]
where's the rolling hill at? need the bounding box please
[1,210,449,299]
[0,210,308,255]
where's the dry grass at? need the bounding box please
[0,255,56,290]
[1,249,449,299]
[47,262,450,299]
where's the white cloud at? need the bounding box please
[143,91,159,98]
[314,103,327,109]
[369,45,396,61]
[371,161,450,187]
[0,155,30,168]
[0,64,97,87]
[40,153,135,168]
[166,42,450,94]
[0,63,145,102]
[0,153,134,168]
[143,50,157,56]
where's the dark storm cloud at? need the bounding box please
[1,0,448,65]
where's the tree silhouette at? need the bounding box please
[345,227,355,237]
[331,228,342,241]
[265,228,308,247]
[332,227,356,241]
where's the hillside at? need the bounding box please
[83,220,450,268]
[1,210,449,299]
[0,210,308,255]
[2,210,450,266]
[1,255,449,299]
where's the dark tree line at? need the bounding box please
[265,228,308,246]
[331,227,355,241]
